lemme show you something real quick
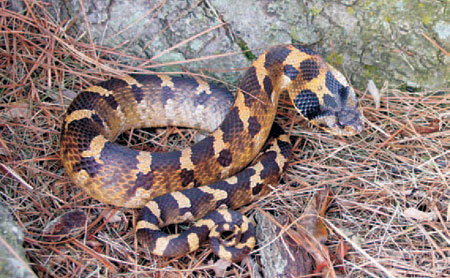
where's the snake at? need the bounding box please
[60,45,363,262]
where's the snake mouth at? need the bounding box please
[311,109,364,136]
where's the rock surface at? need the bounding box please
[254,212,314,277]
[0,203,36,278]
[44,0,447,89]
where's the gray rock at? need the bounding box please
[0,203,36,278]
[38,0,447,89]
[254,211,313,277]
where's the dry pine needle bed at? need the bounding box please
[0,2,448,277]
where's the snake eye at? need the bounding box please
[336,121,345,129]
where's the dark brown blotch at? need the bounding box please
[179,187,213,210]
[97,78,129,91]
[67,91,118,114]
[240,66,261,107]
[259,150,280,179]
[130,74,162,86]
[91,113,105,129]
[264,46,291,68]
[217,167,255,208]
[299,58,320,81]
[128,171,154,196]
[191,136,215,165]
[74,157,101,178]
[161,86,175,105]
[247,116,261,137]
[161,232,191,257]
[154,194,181,223]
[293,45,317,55]
[325,71,347,100]
[263,76,273,101]
[252,183,264,195]
[293,89,321,120]
[217,149,232,167]
[131,84,144,103]
[209,84,234,102]
[276,139,292,159]
[172,76,199,90]
[235,168,254,190]
[180,168,195,187]
[323,94,338,109]
[220,107,244,143]
[65,118,102,153]
[100,142,140,171]
[138,205,160,227]
[193,90,211,106]
[103,94,119,110]
[283,64,299,80]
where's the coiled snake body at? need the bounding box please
[60,45,363,261]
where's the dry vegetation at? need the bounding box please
[0,1,448,277]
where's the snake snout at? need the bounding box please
[313,107,363,136]
[336,108,364,135]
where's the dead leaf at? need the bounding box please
[86,240,103,253]
[403,207,437,222]
[2,102,31,119]
[209,258,232,277]
[367,80,380,109]
[292,189,336,278]
[400,119,440,136]
[336,239,351,264]
[332,239,351,274]
[413,119,440,134]
[43,210,87,240]
[303,189,331,243]
[256,211,314,277]
[102,209,125,224]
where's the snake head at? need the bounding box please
[311,97,363,136]
[292,65,364,136]
[312,83,364,136]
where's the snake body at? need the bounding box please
[60,45,363,261]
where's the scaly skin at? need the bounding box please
[60,45,363,261]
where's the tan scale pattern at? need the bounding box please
[144,201,161,220]
[198,186,228,201]
[154,234,178,256]
[81,135,108,162]
[179,146,194,171]
[158,74,175,88]
[136,151,152,174]
[121,75,142,87]
[218,245,233,261]
[194,78,213,95]
[64,110,94,129]
[135,221,159,231]
[187,233,200,252]
[84,85,112,96]
[170,191,191,209]
[234,91,252,130]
